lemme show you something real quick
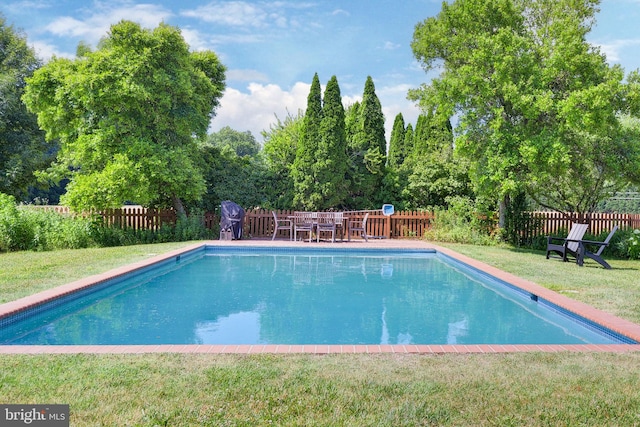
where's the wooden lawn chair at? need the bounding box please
[574,226,619,269]
[348,213,369,242]
[271,211,293,241]
[293,212,314,242]
[546,223,589,262]
[316,212,337,242]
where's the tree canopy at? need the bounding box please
[410,0,640,220]
[0,15,50,199]
[23,20,226,215]
[206,126,260,157]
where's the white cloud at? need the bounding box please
[2,0,52,15]
[211,82,311,139]
[180,27,210,52]
[378,84,421,138]
[44,4,172,45]
[30,40,75,61]
[383,41,401,50]
[181,2,269,27]
[595,39,640,63]
[332,9,350,17]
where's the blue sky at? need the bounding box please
[3,0,640,141]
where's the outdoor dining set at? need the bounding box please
[271,211,369,243]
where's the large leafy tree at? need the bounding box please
[0,16,50,199]
[402,113,471,208]
[410,0,640,223]
[206,126,260,157]
[315,76,349,209]
[23,20,226,215]
[261,111,304,209]
[198,143,267,212]
[292,73,323,210]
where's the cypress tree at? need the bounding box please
[292,73,323,210]
[347,76,387,208]
[403,123,414,157]
[388,112,406,168]
[315,75,348,209]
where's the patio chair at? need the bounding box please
[348,213,369,242]
[316,212,344,243]
[574,226,619,269]
[271,211,293,241]
[293,212,314,242]
[546,222,588,262]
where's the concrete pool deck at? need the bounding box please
[2,238,640,354]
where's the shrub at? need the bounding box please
[629,230,640,259]
[0,193,35,251]
[423,196,498,245]
[617,229,640,260]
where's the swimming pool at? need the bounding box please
[1,243,637,350]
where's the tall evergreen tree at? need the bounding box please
[315,76,349,209]
[387,112,406,168]
[402,112,470,209]
[403,123,414,158]
[347,76,387,208]
[412,114,429,155]
[292,73,323,210]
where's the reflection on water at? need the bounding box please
[0,250,620,345]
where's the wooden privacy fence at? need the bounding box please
[243,209,434,239]
[527,211,640,238]
[22,206,640,240]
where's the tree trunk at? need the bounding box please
[498,194,509,229]
[172,195,187,219]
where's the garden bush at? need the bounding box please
[423,196,499,245]
[0,193,216,252]
[617,228,640,260]
[0,193,35,251]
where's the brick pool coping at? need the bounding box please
[2,239,640,355]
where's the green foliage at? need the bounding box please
[597,187,640,213]
[197,143,268,211]
[617,229,640,260]
[315,75,349,209]
[387,113,406,169]
[0,193,34,251]
[501,192,542,247]
[628,230,640,259]
[0,15,51,199]
[261,111,303,209]
[347,76,387,209]
[292,73,323,210]
[206,126,260,157]
[424,196,498,245]
[22,20,226,214]
[410,0,640,218]
[400,113,471,209]
[0,192,213,252]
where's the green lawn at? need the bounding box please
[1,242,640,426]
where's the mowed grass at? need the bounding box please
[0,242,199,304]
[1,242,640,426]
[438,243,640,324]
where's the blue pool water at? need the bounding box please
[0,247,630,345]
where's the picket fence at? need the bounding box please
[24,206,640,240]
